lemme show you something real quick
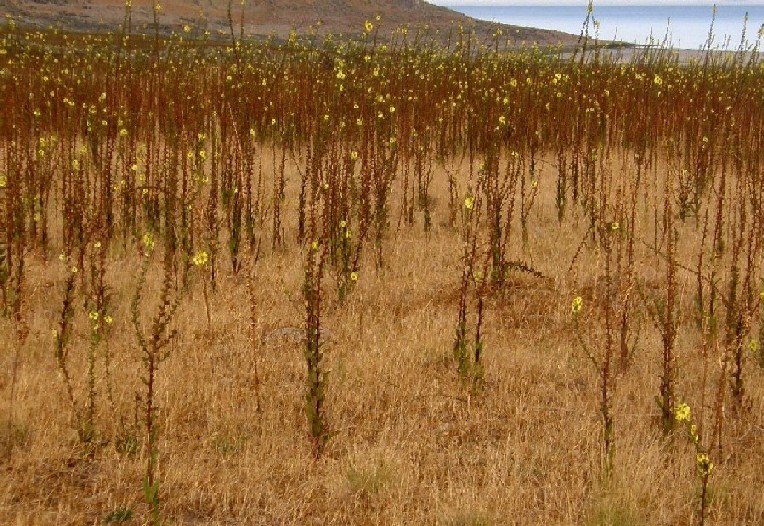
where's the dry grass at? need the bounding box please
[1,155,763,525]
[1,12,762,523]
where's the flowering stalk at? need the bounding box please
[572,294,615,476]
[131,232,181,525]
[676,402,714,526]
[193,249,211,329]
[454,190,478,376]
[304,238,329,458]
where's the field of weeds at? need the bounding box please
[1,11,763,525]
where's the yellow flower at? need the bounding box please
[104,315,113,325]
[89,311,99,321]
[675,402,691,423]
[364,20,373,33]
[498,115,507,126]
[611,222,620,231]
[571,296,583,315]
[350,271,358,282]
[142,233,155,251]
[192,250,209,267]
[464,195,474,210]
[696,452,713,475]
[0,174,6,188]
[350,151,358,161]
[311,240,319,251]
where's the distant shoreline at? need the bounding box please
[445,3,764,51]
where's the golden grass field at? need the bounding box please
[1,10,763,524]
[1,152,763,525]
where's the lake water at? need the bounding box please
[446,5,764,50]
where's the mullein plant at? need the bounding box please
[333,219,360,303]
[657,184,678,435]
[675,403,714,526]
[246,249,263,413]
[130,233,181,525]
[571,292,615,477]
[1,157,27,323]
[192,249,211,329]
[1,175,30,460]
[723,172,760,412]
[304,235,330,458]
[453,188,488,383]
[53,246,112,451]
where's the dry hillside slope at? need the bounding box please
[3,0,581,46]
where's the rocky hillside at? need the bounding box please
[3,0,580,47]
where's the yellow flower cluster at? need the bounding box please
[675,402,691,423]
[696,452,713,476]
[142,233,155,251]
[192,250,209,267]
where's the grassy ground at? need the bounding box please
[1,152,762,525]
